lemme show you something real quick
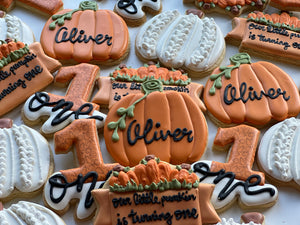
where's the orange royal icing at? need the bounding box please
[270,0,300,10]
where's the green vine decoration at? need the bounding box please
[209,53,252,95]
[108,79,163,142]
[49,1,98,30]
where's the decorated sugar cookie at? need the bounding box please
[270,0,300,11]
[135,10,225,77]
[22,63,105,135]
[0,11,35,45]
[226,12,300,65]
[183,0,269,17]
[0,118,52,202]
[114,0,162,26]
[258,117,300,191]
[92,155,220,225]
[104,78,208,167]
[40,1,129,65]
[218,212,265,225]
[203,53,300,126]
[44,119,117,221]
[92,63,206,111]
[192,125,278,211]
[0,40,61,117]
[0,201,65,224]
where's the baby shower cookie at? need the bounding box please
[203,53,300,126]
[104,77,208,167]
[40,1,129,65]
[92,155,220,225]
[114,0,162,26]
[226,12,300,65]
[135,10,225,77]
[0,118,53,202]
[183,0,269,17]
[0,11,35,45]
[258,117,300,191]
[270,0,300,11]
[0,40,61,117]
[44,119,117,221]
[192,125,278,211]
[22,63,105,135]
[92,63,206,111]
[0,201,66,225]
[0,0,63,16]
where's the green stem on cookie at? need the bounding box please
[49,1,98,30]
[108,79,163,142]
[209,53,252,95]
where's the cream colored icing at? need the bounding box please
[258,117,300,185]
[0,124,50,199]
[192,160,278,210]
[115,0,161,20]
[0,201,65,225]
[216,218,260,225]
[136,10,225,74]
[23,92,106,134]
[0,14,34,45]
[44,171,105,220]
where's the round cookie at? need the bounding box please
[0,11,35,45]
[0,201,65,224]
[203,53,300,127]
[40,1,129,65]
[135,10,225,77]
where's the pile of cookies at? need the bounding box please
[0,0,300,224]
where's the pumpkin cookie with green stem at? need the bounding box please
[104,78,208,167]
[203,53,300,127]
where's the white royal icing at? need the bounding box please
[0,14,35,45]
[136,10,225,73]
[44,172,105,220]
[0,201,65,225]
[115,0,161,20]
[192,160,278,210]
[23,92,107,134]
[0,124,50,199]
[216,218,260,225]
[258,117,300,185]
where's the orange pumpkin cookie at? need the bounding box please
[40,1,129,65]
[192,125,278,212]
[0,0,63,16]
[44,119,117,221]
[203,53,300,126]
[183,0,269,17]
[226,12,300,65]
[104,78,208,167]
[270,0,300,11]
[92,63,206,111]
[92,155,220,225]
[0,40,61,117]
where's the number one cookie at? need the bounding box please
[55,119,117,182]
[211,125,265,184]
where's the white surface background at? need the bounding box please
[4,0,300,224]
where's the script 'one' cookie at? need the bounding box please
[114,0,162,26]
[270,0,300,11]
[92,155,220,225]
[183,0,269,17]
[104,78,208,167]
[40,1,129,65]
[0,118,52,202]
[135,10,225,77]
[0,201,65,224]
[258,117,300,191]
[226,12,300,66]
[203,53,300,127]
[0,11,35,45]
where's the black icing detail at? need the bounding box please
[193,162,276,200]
[118,0,157,14]
[28,92,103,126]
